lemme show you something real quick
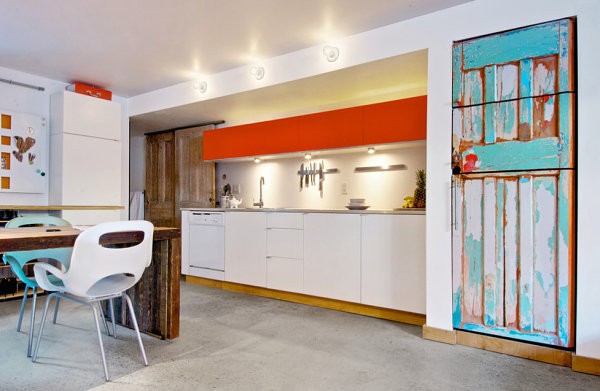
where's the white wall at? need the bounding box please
[129,134,146,192]
[128,0,600,359]
[216,143,425,210]
[0,66,67,205]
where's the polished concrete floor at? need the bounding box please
[0,282,598,390]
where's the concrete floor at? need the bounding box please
[0,283,598,390]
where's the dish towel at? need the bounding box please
[129,191,144,220]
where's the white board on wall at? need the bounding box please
[0,109,47,193]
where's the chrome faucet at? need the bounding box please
[253,176,265,208]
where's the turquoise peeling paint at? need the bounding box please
[558,286,570,345]
[495,180,505,326]
[453,289,462,328]
[452,44,463,107]
[519,292,533,332]
[520,59,533,97]
[461,323,558,345]
[558,93,573,168]
[465,234,482,289]
[465,70,483,105]
[462,23,559,71]
[558,20,571,93]
[484,274,496,326]
[467,137,559,172]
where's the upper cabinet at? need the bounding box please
[203,95,426,160]
[51,91,121,140]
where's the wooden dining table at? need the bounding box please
[0,226,181,339]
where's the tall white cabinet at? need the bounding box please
[50,91,122,224]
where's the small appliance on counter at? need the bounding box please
[346,198,369,210]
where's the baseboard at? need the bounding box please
[422,325,456,345]
[456,330,572,367]
[185,275,426,326]
[572,354,600,376]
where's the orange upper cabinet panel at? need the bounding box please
[203,117,298,160]
[363,95,427,145]
[297,106,364,151]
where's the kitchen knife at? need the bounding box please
[305,164,309,187]
[300,163,303,190]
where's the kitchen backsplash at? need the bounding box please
[215,142,426,210]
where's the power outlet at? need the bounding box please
[341,182,348,195]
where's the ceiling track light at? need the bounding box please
[250,66,265,80]
[323,45,340,62]
[193,80,207,93]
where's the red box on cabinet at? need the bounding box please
[66,82,112,100]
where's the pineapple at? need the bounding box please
[413,169,426,208]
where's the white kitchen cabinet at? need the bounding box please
[51,91,121,140]
[49,91,122,224]
[266,212,303,292]
[361,214,425,313]
[224,211,267,287]
[303,213,361,302]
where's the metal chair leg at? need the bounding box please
[91,304,110,381]
[97,302,111,336]
[27,289,37,357]
[52,297,61,324]
[32,293,56,362]
[124,293,147,366]
[109,298,117,339]
[17,286,28,332]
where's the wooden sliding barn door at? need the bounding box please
[145,126,215,228]
[451,18,575,348]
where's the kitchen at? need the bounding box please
[0,0,599,389]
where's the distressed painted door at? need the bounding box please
[452,19,575,173]
[451,19,576,348]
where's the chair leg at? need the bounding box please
[27,289,37,357]
[17,286,28,332]
[109,298,117,339]
[91,304,110,381]
[97,302,111,336]
[123,293,147,366]
[32,293,56,362]
[52,297,61,324]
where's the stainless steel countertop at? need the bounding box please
[181,207,425,215]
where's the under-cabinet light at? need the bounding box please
[304,153,312,160]
[254,157,261,163]
[367,147,375,154]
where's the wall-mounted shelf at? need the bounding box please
[354,164,407,173]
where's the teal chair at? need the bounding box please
[2,216,72,357]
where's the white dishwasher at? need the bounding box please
[184,211,225,280]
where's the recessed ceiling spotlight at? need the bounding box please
[250,66,265,80]
[193,80,207,93]
[304,153,312,160]
[367,147,375,154]
[254,157,261,163]
[323,45,340,62]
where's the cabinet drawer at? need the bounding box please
[267,257,303,293]
[266,229,303,259]
[266,212,303,229]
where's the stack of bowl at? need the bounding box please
[346,198,369,210]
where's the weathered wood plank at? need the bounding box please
[484,65,496,143]
[452,43,464,107]
[494,179,505,327]
[452,177,464,328]
[504,179,518,327]
[462,179,483,324]
[557,171,574,346]
[532,176,557,334]
[519,175,534,332]
[483,177,497,326]
[558,93,574,169]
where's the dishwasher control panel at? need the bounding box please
[189,212,224,225]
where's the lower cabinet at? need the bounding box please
[303,213,361,303]
[224,212,266,287]
[361,214,426,313]
[266,257,303,293]
[266,212,303,293]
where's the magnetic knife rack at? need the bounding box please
[296,168,339,175]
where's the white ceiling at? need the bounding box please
[0,0,468,97]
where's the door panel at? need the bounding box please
[452,19,575,173]
[452,170,574,346]
[145,132,175,227]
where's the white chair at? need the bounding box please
[32,220,154,381]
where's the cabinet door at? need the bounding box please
[53,133,121,205]
[361,214,425,313]
[303,213,361,302]
[225,212,266,287]
[297,106,363,151]
[267,257,303,293]
[58,91,121,140]
[363,96,427,145]
[266,228,303,259]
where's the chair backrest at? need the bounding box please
[63,220,154,297]
[2,216,73,287]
